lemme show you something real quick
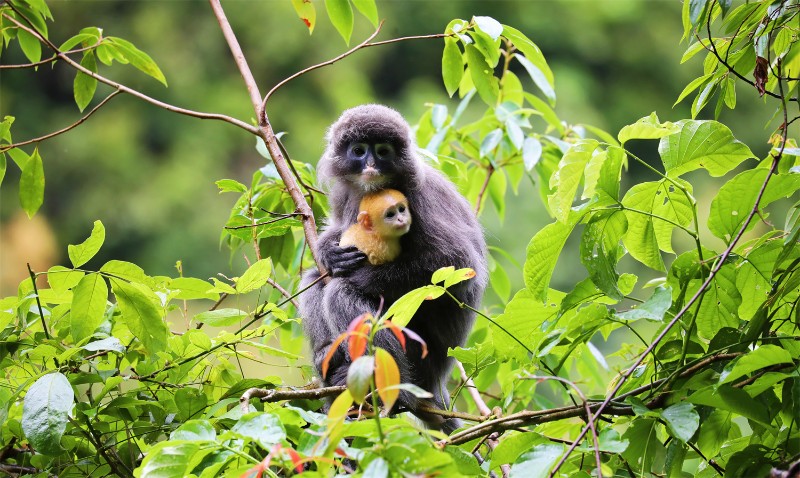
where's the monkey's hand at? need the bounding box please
[328,244,366,277]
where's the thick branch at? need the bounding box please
[208,0,322,269]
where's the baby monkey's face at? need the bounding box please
[379,199,411,238]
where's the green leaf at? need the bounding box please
[503,25,555,104]
[660,402,699,443]
[236,258,272,294]
[291,0,316,33]
[695,264,741,340]
[346,355,374,404]
[383,286,445,328]
[0,115,13,143]
[480,128,503,158]
[70,273,108,342]
[709,169,800,241]
[58,29,100,52]
[19,148,44,218]
[720,345,793,385]
[351,0,378,27]
[581,210,627,300]
[216,178,248,193]
[100,260,148,283]
[324,0,354,44]
[74,51,97,112]
[509,443,563,478]
[194,308,248,327]
[137,441,201,478]
[688,384,769,426]
[548,140,598,223]
[659,120,754,178]
[47,266,84,292]
[230,412,286,449]
[491,288,562,362]
[106,37,167,86]
[83,337,125,353]
[493,432,547,467]
[0,153,5,188]
[170,420,216,442]
[449,343,496,377]
[22,373,74,455]
[736,240,779,320]
[68,220,105,268]
[515,54,556,104]
[524,212,581,300]
[17,29,42,64]
[618,112,682,144]
[174,388,207,422]
[696,409,732,458]
[168,277,218,301]
[464,44,499,106]
[110,279,168,355]
[617,285,672,321]
[442,38,463,97]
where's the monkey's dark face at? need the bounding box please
[341,139,400,192]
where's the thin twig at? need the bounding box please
[1,9,258,135]
[26,264,50,341]
[1,90,122,152]
[267,277,299,310]
[0,43,98,69]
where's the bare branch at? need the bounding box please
[1,10,258,135]
[1,90,122,152]
[0,43,98,69]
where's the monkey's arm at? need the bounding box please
[317,225,367,277]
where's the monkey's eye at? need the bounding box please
[375,143,395,160]
[385,211,395,219]
[398,205,406,213]
[349,143,368,158]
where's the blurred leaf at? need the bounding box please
[68,220,105,268]
[18,28,42,64]
[347,355,374,404]
[325,0,354,44]
[110,279,168,355]
[688,384,769,426]
[136,441,201,478]
[170,420,216,442]
[74,51,97,112]
[291,0,316,32]
[70,273,108,342]
[22,373,73,455]
[503,25,555,104]
[216,179,248,193]
[347,313,371,362]
[659,120,753,177]
[351,0,378,27]
[383,286,444,328]
[106,37,167,86]
[58,28,100,51]
[480,129,503,158]
[522,136,543,171]
[493,432,547,466]
[83,337,125,353]
[515,54,556,105]
[374,347,400,411]
[236,258,272,294]
[19,148,44,218]
[474,16,503,40]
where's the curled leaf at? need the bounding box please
[400,327,429,358]
[321,332,348,379]
[383,320,407,352]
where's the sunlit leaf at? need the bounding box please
[110,278,168,354]
[291,0,316,32]
[194,308,248,327]
[382,286,444,328]
[68,220,105,268]
[74,51,97,112]
[19,148,44,218]
[374,348,400,411]
[18,29,42,64]
[106,37,167,86]
[659,120,753,177]
[464,44,499,106]
[236,258,272,294]
[325,0,354,44]
[548,140,598,223]
[720,345,793,385]
[22,373,74,455]
[351,0,378,27]
[695,264,740,340]
[524,212,581,301]
[618,112,681,144]
[509,443,563,478]
[70,273,108,342]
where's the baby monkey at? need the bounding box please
[339,189,411,265]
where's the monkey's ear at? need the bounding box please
[357,211,373,231]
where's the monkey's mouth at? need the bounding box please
[357,170,388,191]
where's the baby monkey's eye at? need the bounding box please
[398,205,406,213]
[385,211,395,219]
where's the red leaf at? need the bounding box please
[400,327,428,358]
[283,447,304,474]
[383,320,407,352]
[321,332,348,379]
[346,313,372,361]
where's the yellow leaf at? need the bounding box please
[374,348,400,411]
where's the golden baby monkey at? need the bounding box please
[339,189,411,265]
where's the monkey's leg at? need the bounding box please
[299,269,346,381]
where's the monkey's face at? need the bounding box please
[342,140,399,192]
[378,200,411,238]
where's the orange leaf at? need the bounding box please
[321,332,348,379]
[374,348,400,411]
[383,320,407,352]
[346,313,372,361]
[283,447,303,474]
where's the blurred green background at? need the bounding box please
[0,0,774,300]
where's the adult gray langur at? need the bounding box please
[299,104,487,433]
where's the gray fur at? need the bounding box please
[299,104,488,434]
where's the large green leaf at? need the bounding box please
[70,273,108,342]
[735,239,779,320]
[618,112,681,144]
[524,212,581,300]
[351,0,378,26]
[695,264,741,340]
[68,220,105,268]
[509,443,563,478]
[709,169,800,241]
[581,210,627,300]
[22,373,74,455]
[229,412,286,449]
[110,279,168,355]
[659,120,753,177]
[135,441,201,478]
[688,385,769,426]
[106,37,167,86]
[442,38,464,97]
[616,285,672,321]
[236,258,272,294]
[502,25,555,104]
[491,288,563,362]
[324,0,354,44]
[19,148,44,218]
[383,285,445,328]
[548,140,598,223]
[74,51,97,112]
[720,345,793,385]
[660,402,699,443]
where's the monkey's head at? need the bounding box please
[358,189,412,238]
[320,105,422,192]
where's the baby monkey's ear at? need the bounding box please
[357,211,373,231]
